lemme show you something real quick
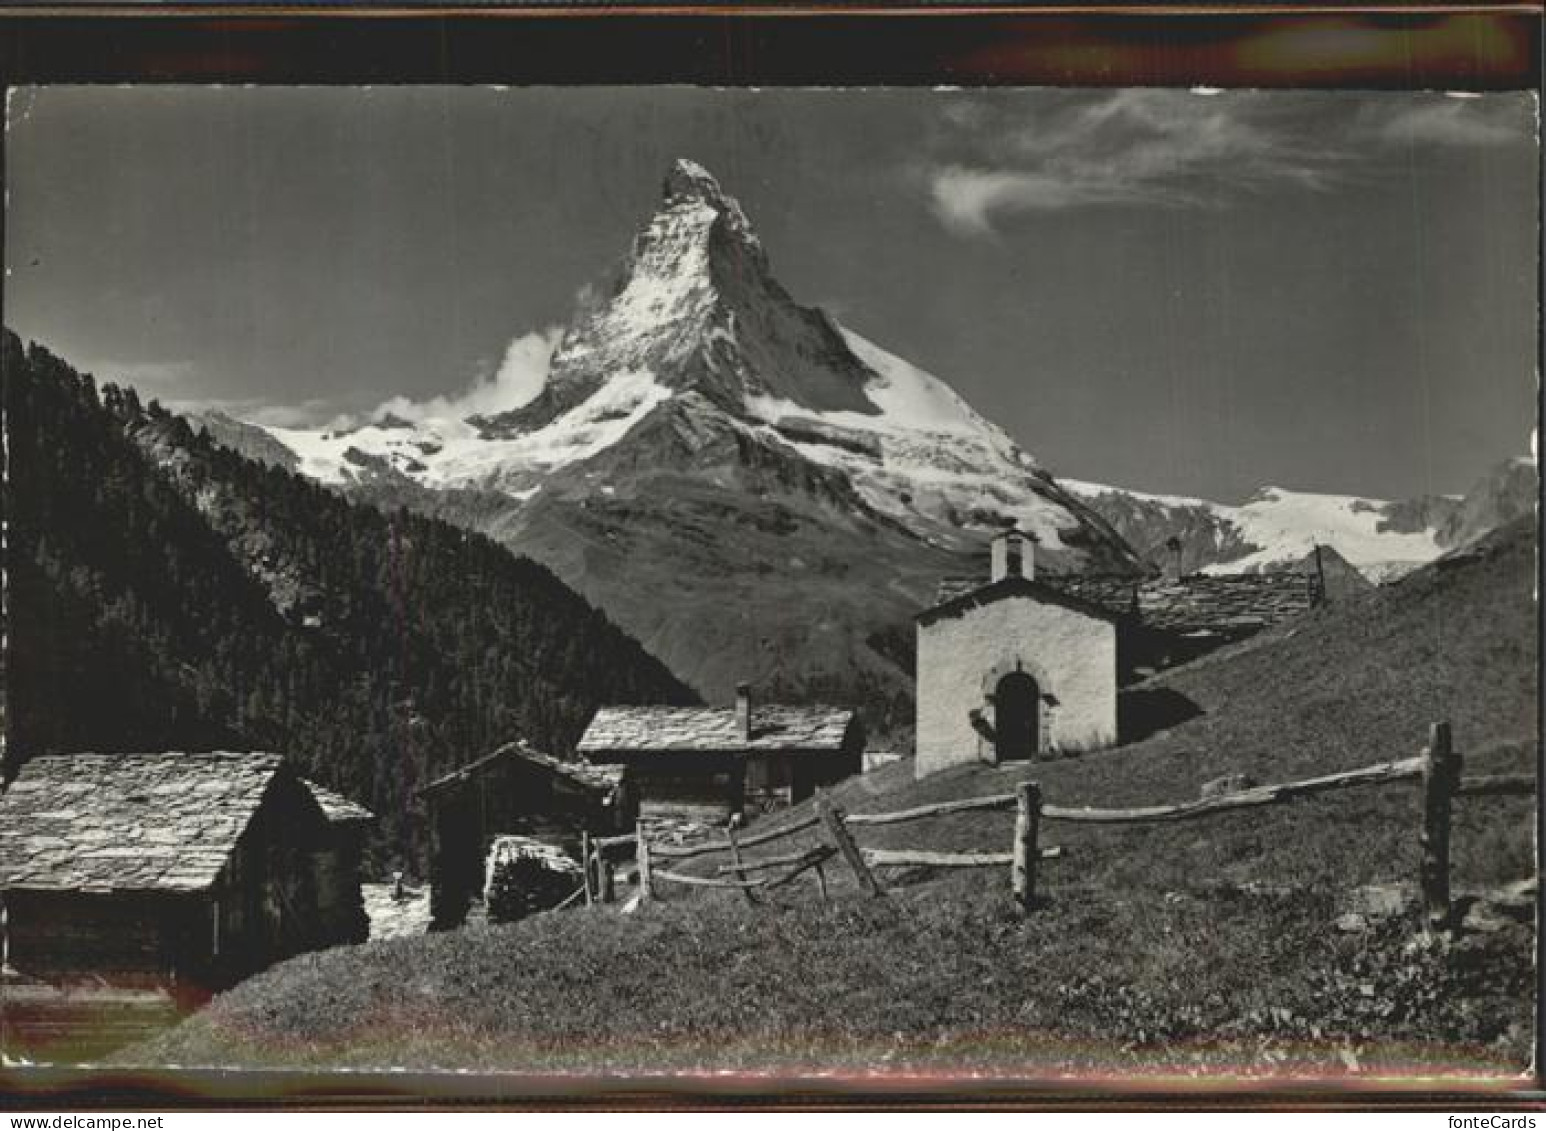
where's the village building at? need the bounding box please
[418,739,628,929]
[916,528,1334,778]
[302,779,375,946]
[916,529,1124,777]
[578,686,864,824]
[0,753,373,999]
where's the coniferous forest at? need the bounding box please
[3,330,697,868]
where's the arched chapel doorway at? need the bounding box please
[994,671,1040,762]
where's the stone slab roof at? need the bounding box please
[420,739,623,798]
[920,574,1128,626]
[578,706,857,761]
[929,571,1318,636]
[0,753,292,894]
[1136,573,1320,634]
[933,574,1140,616]
[303,779,375,824]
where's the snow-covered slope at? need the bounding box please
[1217,487,1444,573]
[1062,463,1534,582]
[259,366,672,499]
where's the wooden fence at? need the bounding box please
[579,722,1532,926]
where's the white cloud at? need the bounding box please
[372,327,562,424]
[926,90,1338,235]
[931,167,1085,235]
[166,395,351,429]
[1361,97,1535,149]
[925,89,1535,236]
[247,400,353,429]
[163,327,564,431]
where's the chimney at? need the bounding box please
[990,529,1035,582]
[734,682,752,742]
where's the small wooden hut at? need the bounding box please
[577,685,865,823]
[301,779,374,946]
[418,740,627,929]
[0,753,370,999]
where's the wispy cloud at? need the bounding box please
[371,327,562,425]
[167,327,564,431]
[926,89,1535,235]
[165,395,355,430]
[1356,94,1537,149]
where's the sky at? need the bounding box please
[4,85,1538,503]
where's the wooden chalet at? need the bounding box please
[577,685,865,824]
[418,739,627,929]
[0,753,372,1000]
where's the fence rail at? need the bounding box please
[575,721,1530,926]
[1041,756,1429,824]
[844,793,1019,826]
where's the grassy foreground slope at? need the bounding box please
[128,519,1537,1078]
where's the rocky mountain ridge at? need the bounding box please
[1065,459,1535,583]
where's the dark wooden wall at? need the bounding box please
[636,738,866,823]
[426,759,626,928]
[208,770,347,990]
[3,889,205,992]
[2,772,359,999]
[635,756,745,825]
[312,822,370,949]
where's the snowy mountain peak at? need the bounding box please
[663,157,727,206]
[657,158,765,266]
[238,160,1145,572]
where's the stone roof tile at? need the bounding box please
[577,705,857,761]
[1136,573,1320,634]
[0,753,288,893]
[302,779,376,824]
[419,739,624,798]
[929,570,1318,636]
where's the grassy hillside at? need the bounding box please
[124,519,1536,1078]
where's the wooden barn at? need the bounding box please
[302,779,374,947]
[577,685,865,823]
[0,753,371,1000]
[418,740,628,929]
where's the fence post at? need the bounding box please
[815,789,884,897]
[1013,781,1042,912]
[726,824,760,906]
[636,822,655,905]
[599,855,615,905]
[581,831,594,907]
[1420,721,1460,930]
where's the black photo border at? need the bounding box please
[0,1,1541,1112]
